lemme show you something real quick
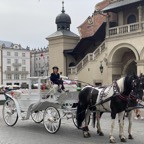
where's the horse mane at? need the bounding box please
[123,75,135,96]
[116,75,136,96]
[116,77,125,93]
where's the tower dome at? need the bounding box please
[55,1,71,31]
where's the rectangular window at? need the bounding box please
[21,74,26,80]
[7,66,11,71]
[15,52,18,56]
[14,67,19,71]
[7,59,11,64]
[22,60,26,65]
[14,74,19,80]
[22,67,26,71]
[22,53,25,57]
[14,59,18,64]
[7,52,11,56]
[6,83,12,85]
[7,74,12,80]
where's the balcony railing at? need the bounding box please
[109,22,144,37]
[5,71,29,74]
[68,42,106,74]
[12,63,21,67]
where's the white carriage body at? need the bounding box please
[5,76,79,120]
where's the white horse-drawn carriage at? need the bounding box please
[2,76,80,134]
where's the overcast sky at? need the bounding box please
[0,0,102,48]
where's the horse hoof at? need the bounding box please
[88,132,91,137]
[83,132,90,138]
[83,134,90,138]
[99,132,104,136]
[110,139,116,143]
[121,138,127,142]
[128,134,134,139]
[97,130,100,134]
[83,135,89,138]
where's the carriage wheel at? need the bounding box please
[3,99,18,126]
[43,107,61,134]
[72,113,90,129]
[31,110,44,123]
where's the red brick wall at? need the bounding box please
[78,0,116,38]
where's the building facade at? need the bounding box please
[31,47,49,77]
[48,0,144,85]
[67,0,144,85]
[1,41,30,86]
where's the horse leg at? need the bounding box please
[128,111,134,139]
[82,109,91,138]
[96,111,104,136]
[118,111,126,142]
[109,112,116,143]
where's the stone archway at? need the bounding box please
[108,43,139,63]
[108,44,139,81]
[122,59,137,75]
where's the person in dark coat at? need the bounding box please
[50,66,65,92]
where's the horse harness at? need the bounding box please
[113,81,138,111]
[97,81,128,111]
[88,81,138,111]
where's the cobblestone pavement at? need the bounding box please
[0,105,144,144]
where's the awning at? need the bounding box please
[64,22,107,56]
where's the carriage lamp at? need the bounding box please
[99,61,104,74]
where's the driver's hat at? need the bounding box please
[52,66,59,70]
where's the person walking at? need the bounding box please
[134,109,144,120]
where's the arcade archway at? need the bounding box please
[111,47,137,80]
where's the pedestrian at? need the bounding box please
[134,109,144,120]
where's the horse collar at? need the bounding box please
[113,81,120,94]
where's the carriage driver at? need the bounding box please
[50,66,66,93]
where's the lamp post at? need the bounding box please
[99,61,104,74]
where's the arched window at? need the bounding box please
[127,14,136,24]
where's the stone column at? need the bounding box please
[107,63,113,84]
[138,5,142,31]
[106,13,110,37]
[136,60,144,75]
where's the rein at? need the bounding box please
[113,80,137,102]
[118,94,128,102]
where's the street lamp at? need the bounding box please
[99,61,104,74]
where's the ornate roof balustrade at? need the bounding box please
[109,21,144,37]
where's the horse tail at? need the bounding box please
[92,111,96,128]
[76,102,87,128]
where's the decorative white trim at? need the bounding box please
[108,43,140,63]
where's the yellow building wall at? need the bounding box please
[48,35,79,76]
